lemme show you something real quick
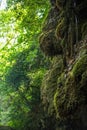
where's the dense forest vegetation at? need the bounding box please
[0,0,87,130]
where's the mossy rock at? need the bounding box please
[39,30,63,56]
[57,72,65,87]
[54,53,87,122]
[79,70,87,103]
[50,0,56,7]
[54,75,78,119]
[72,54,87,82]
[55,18,66,40]
[56,0,65,10]
[42,7,60,31]
[81,22,87,38]
[40,0,87,129]
[41,49,87,128]
[41,57,64,114]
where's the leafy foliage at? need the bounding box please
[0,0,50,129]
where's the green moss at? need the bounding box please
[42,7,60,31]
[72,54,87,81]
[41,48,87,128]
[53,53,87,121]
[55,18,66,40]
[81,22,87,38]
[57,72,66,88]
[54,75,78,119]
[39,0,87,129]
[41,57,64,114]
[79,70,87,103]
[81,71,87,86]
[56,0,65,10]
[54,87,67,119]
[39,30,63,56]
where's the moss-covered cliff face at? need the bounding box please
[39,0,87,130]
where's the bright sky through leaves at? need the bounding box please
[0,0,7,10]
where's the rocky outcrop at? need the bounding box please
[39,0,87,130]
